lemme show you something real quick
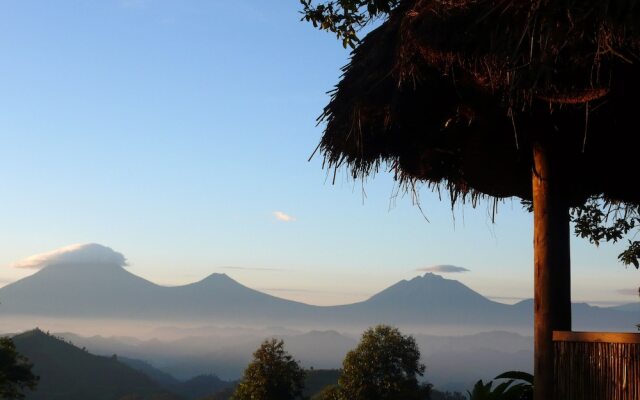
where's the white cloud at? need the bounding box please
[11,243,128,269]
[417,265,470,273]
[273,211,296,222]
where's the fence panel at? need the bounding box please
[553,331,640,400]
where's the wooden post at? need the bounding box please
[532,142,572,400]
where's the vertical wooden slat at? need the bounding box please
[553,332,640,399]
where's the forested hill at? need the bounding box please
[12,329,181,400]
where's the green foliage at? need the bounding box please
[231,339,306,400]
[467,371,533,400]
[430,391,466,400]
[620,241,640,268]
[521,197,640,268]
[311,384,341,400]
[0,337,38,399]
[300,0,398,47]
[201,386,235,400]
[304,369,341,398]
[338,325,430,400]
[571,197,640,268]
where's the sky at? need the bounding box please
[0,0,638,307]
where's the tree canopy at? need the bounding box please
[311,384,342,400]
[0,338,38,400]
[338,325,430,400]
[231,339,306,400]
[301,0,399,47]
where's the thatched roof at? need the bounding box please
[318,0,640,206]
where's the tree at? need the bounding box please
[301,2,640,399]
[338,325,431,400]
[231,339,306,400]
[311,384,341,400]
[199,386,234,400]
[0,338,38,399]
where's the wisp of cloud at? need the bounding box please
[273,211,296,222]
[417,265,470,273]
[11,243,128,269]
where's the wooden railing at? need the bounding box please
[553,331,640,400]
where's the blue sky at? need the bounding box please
[0,0,638,306]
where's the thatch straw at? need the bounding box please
[318,0,640,206]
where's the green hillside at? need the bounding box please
[12,329,181,400]
[119,357,233,399]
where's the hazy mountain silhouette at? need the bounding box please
[341,274,636,331]
[327,273,521,328]
[0,262,312,322]
[510,298,638,332]
[55,328,533,390]
[119,356,181,387]
[118,358,232,400]
[1,262,638,332]
[1,262,161,317]
[611,302,640,312]
[368,273,491,305]
[162,273,313,320]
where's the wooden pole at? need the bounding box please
[532,142,572,400]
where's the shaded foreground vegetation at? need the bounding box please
[0,336,38,399]
[229,325,466,400]
[4,326,483,399]
[12,329,179,400]
[467,372,533,400]
[231,338,306,400]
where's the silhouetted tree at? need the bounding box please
[339,325,430,400]
[231,339,305,400]
[430,391,467,400]
[0,338,38,399]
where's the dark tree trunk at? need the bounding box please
[532,142,572,400]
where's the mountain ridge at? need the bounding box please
[1,263,638,333]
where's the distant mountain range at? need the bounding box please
[0,262,313,321]
[1,261,638,333]
[55,327,533,389]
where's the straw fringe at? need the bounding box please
[317,0,640,207]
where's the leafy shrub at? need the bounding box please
[467,371,533,400]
